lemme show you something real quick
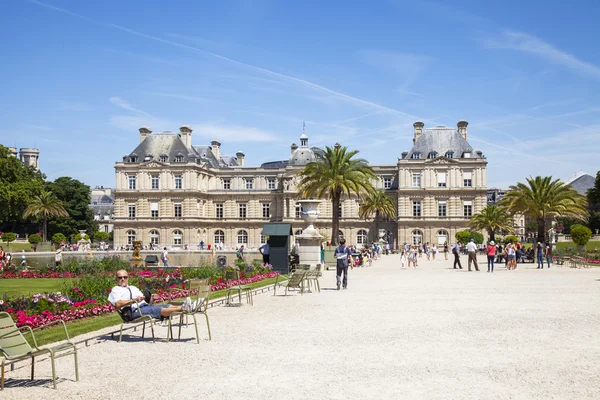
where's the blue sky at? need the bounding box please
[1,0,599,189]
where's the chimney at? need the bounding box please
[139,126,152,143]
[413,121,424,144]
[236,151,245,166]
[7,147,17,157]
[290,143,298,155]
[457,120,468,140]
[211,140,221,160]
[179,125,193,148]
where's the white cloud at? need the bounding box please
[483,31,600,80]
[356,50,432,89]
[109,97,148,114]
[192,123,281,142]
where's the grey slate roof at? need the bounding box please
[567,173,595,195]
[405,126,483,159]
[260,160,289,168]
[125,133,196,163]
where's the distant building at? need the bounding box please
[90,186,114,234]
[5,146,40,169]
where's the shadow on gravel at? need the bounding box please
[2,377,68,389]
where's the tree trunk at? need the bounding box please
[43,218,47,242]
[374,210,380,244]
[331,192,341,246]
[537,217,546,244]
[489,228,495,241]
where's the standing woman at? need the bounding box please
[487,241,496,272]
[443,241,449,260]
[536,242,544,269]
[545,243,552,268]
[432,244,438,260]
[506,243,516,270]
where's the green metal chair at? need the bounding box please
[305,265,322,293]
[0,312,79,390]
[273,270,307,296]
[225,270,253,305]
[115,301,156,343]
[167,280,212,344]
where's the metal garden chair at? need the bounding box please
[167,280,212,344]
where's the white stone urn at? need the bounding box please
[297,199,322,236]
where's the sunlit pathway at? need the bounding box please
[7,254,600,399]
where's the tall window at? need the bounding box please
[128,175,136,190]
[149,230,159,246]
[260,234,266,244]
[223,179,231,190]
[437,172,446,188]
[357,229,368,246]
[151,175,159,190]
[239,203,247,218]
[174,175,182,189]
[262,203,270,218]
[412,201,421,217]
[128,204,136,219]
[412,230,423,245]
[295,203,302,219]
[438,201,447,217]
[215,204,223,219]
[126,230,136,245]
[463,172,472,187]
[268,178,276,190]
[151,202,158,218]
[173,230,183,245]
[214,230,225,244]
[464,200,473,217]
[384,177,392,189]
[412,173,421,188]
[245,179,253,190]
[237,230,248,245]
[437,230,448,246]
[174,203,182,218]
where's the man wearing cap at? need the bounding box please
[466,238,479,271]
[487,240,497,273]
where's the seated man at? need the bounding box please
[108,269,192,320]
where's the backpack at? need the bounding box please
[452,246,457,255]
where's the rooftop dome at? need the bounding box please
[289,147,316,166]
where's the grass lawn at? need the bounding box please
[3,242,32,252]
[18,275,286,347]
[1,278,69,298]
[556,241,600,251]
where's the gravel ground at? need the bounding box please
[5,254,600,399]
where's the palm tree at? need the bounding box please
[359,190,397,242]
[469,205,514,241]
[500,176,588,243]
[298,144,376,245]
[23,190,69,242]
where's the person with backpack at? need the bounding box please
[334,238,353,290]
[452,242,463,269]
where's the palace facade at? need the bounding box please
[113,121,487,249]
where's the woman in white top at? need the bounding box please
[506,243,517,270]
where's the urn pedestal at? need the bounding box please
[295,200,323,267]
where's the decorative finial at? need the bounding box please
[302,120,306,133]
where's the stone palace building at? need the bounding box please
[113,121,487,249]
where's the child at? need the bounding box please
[401,250,406,268]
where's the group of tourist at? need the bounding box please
[399,241,450,268]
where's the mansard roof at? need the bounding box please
[567,172,595,195]
[405,126,483,159]
[126,133,195,163]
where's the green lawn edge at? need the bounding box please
[23,275,285,348]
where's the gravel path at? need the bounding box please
[6,255,600,399]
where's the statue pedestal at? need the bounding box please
[296,199,323,268]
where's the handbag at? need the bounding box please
[119,287,135,322]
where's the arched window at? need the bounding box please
[126,230,136,245]
[357,229,368,246]
[214,230,225,245]
[294,229,303,236]
[237,230,248,245]
[437,230,448,246]
[412,230,423,245]
[149,230,160,246]
[173,230,183,246]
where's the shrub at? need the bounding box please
[455,230,472,244]
[94,231,109,242]
[470,231,484,244]
[1,232,16,246]
[570,224,592,247]
[52,233,67,245]
[504,235,519,244]
[28,233,42,244]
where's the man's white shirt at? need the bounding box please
[466,242,478,253]
[108,285,146,310]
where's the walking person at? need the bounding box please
[400,250,406,268]
[545,243,552,268]
[161,247,169,267]
[432,244,437,260]
[536,242,544,269]
[487,240,496,272]
[453,242,463,269]
[443,241,449,260]
[466,239,480,271]
[334,239,353,290]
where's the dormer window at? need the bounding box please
[159,155,168,162]
[428,152,438,159]
[411,152,421,159]
[463,152,471,158]
[128,153,138,163]
[174,155,184,163]
[144,154,153,161]
[445,151,454,159]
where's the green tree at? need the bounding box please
[45,177,98,239]
[0,145,45,231]
[586,171,600,234]
[570,224,592,248]
[1,232,16,249]
[500,176,588,244]
[468,205,514,241]
[298,144,376,245]
[28,233,42,244]
[471,231,484,244]
[94,231,109,242]
[503,235,519,244]
[23,190,69,241]
[52,233,67,245]
[455,230,472,244]
[359,190,397,242]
